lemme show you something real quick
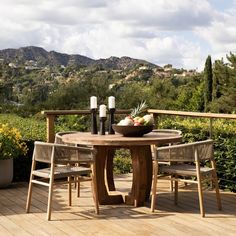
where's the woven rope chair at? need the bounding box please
[55,131,117,192]
[26,141,99,220]
[55,131,93,197]
[151,139,222,217]
[152,129,183,191]
[55,131,78,145]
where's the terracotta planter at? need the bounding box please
[0,158,13,188]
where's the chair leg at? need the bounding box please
[174,179,178,205]
[91,163,99,214]
[76,177,80,198]
[47,176,54,221]
[213,176,222,210]
[91,180,99,214]
[196,161,205,217]
[74,163,79,189]
[197,179,205,217]
[151,160,158,212]
[211,160,222,210]
[170,175,174,192]
[26,178,33,213]
[74,176,77,189]
[68,177,72,206]
[26,159,36,213]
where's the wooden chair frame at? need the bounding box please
[26,141,99,220]
[152,129,183,191]
[55,131,89,197]
[151,139,222,217]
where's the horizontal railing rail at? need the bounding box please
[147,109,236,119]
[147,109,236,139]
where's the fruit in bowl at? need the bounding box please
[114,102,154,136]
[117,114,154,126]
[117,101,154,127]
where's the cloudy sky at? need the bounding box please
[0,0,236,70]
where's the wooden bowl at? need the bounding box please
[112,124,153,137]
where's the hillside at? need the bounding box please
[0,46,159,70]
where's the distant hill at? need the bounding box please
[0,46,159,70]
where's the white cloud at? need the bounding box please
[0,0,235,70]
[195,1,236,64]
[107,0,213,30]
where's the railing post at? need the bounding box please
[46,115,55,143]
[209,118,213,139]
[152,113,158,128]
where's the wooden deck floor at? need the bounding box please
[0,174,236,236]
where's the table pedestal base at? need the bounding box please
[125,145,152,206]
[95,146,124,205]
[95,145,152,206]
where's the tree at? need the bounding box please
[204,55,213,111]
[212,59,228,100]
[45,81,88,109]
[209,54,236,113]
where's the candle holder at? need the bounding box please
[108,108,115,134]
[91,108,98,134]
[99,117,107,135]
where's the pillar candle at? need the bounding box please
[90,96,97,109]
[99,104,106,117]
[108,96,115,109]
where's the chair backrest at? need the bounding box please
[55,131,78,144]
[154,139,213,162]
[33,141,96,164]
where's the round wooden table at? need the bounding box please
[62,130,182,206]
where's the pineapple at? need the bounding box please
[117,101,152,126]
[130,101,148,118]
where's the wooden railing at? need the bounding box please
[148,109,236,138]
[42,109,236,142]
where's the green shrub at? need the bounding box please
[0,123,28,159]
[55,115,89,133]
[0,113,46,141]
[114,149,132,174]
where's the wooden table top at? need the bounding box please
[62,129,182,146]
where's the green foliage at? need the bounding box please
[204,55,213,111]
[1,52,236,113]
[0,114,46,141]
[188,82,205,111]
[115,82,151,109]
[208,54,236,113]
[212,59,224,100]
[113,149,132,174]
[0,123,28,159]
[213,137,236,191]
[55,115,89,132]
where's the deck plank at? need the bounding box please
[0,174,236,236]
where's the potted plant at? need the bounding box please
[0,123,28,188]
